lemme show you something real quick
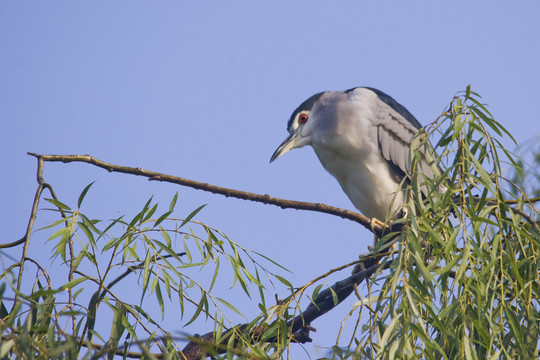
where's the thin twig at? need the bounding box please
[456,195,540,234]
[16,157,45,293]
[0,238,26,249]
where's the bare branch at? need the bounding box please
[27,153,394,237]
[21,152,402,359]
[16,157,45,293]
[0,238,26,249]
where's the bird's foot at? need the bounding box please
[370,217,387,238]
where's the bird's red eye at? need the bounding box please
[298,113,308,124]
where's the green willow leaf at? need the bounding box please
[180,204,207,228]
[77,182,95,209]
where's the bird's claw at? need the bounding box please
[370,217,386,232]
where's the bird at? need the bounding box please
[270,87,435,222]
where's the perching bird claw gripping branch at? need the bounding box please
[27,152,396,238]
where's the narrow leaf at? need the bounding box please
[180,205,207,228]
[77,182,95,208]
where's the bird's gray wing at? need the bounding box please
[372,101,437,186]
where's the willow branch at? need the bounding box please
[16,157,45,293]
[27,153,392,237]
[458,195,540,234]
[0,238,26,249]
[180,255,391,360]
[498,196,540,205]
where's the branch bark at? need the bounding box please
[27,153,394,237]
[180,255,391,360]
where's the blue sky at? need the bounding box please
[1,1,539,357]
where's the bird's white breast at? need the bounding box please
[310,89,405,220]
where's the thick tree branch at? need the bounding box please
[180,255,392,360]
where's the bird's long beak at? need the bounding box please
[270,131,300,163]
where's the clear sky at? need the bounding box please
[1,1,539,357]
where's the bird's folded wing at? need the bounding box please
[373,103,439,191]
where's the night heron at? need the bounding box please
[270,87,434,222]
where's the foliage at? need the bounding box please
[0,190,290,359]
[1,87,539,359]
[511,138,540,199]
[349,87,540,359]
